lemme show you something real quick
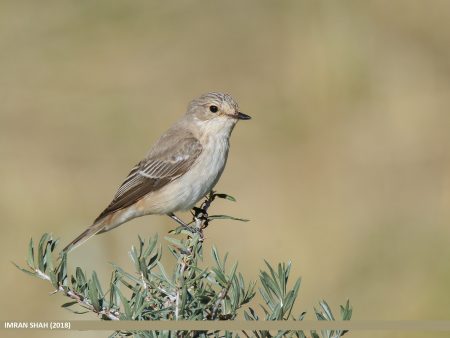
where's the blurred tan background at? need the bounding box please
[1,1,450,337]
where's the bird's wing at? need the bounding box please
[94,130,202,223]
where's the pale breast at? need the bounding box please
[140,134,230,214]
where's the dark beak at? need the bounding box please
[237,112,251,120]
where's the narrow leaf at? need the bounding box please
[208,215,249,222]
[214,193,237,202]
[27,238,35,269]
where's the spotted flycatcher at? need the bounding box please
[63,92,250,252]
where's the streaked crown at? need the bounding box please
[186,92,239,117]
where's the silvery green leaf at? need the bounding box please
[58,252,68,286]
[61,301,77,308]
[12,262,36,277]
[37,233,50,272]
[208,215,249,222]
[88,278,100,312]
[92,271,104,299]
[319,300,334,320]
[117,288,132,319]
[214,193,237,202]
[48,270,58,289]
[26,238,35,269]
[164,236,188,252]
[156,261,175,287]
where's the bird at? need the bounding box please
[63,92,251,253]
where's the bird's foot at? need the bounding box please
[193,207,208,221]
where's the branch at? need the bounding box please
[34,266,120,320]
[15,191,352,338]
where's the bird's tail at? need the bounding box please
[62,223,105,253]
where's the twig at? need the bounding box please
[35,268,120,320]
[175,289,180,320]
[65,288,120,320]
[35,269,51,282]
[210,279,233,319]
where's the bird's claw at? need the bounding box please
[192,207,208,221]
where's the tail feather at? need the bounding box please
[63,209,131,253]
[62,225,104,253]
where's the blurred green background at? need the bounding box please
[1,1,450,337]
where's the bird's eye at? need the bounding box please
[209,105,218,113]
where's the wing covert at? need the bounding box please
[94,134,202,223]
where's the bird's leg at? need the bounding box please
[167,213,189,227]
[167,213,202,237]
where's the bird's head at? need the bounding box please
[186,92,251,135]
